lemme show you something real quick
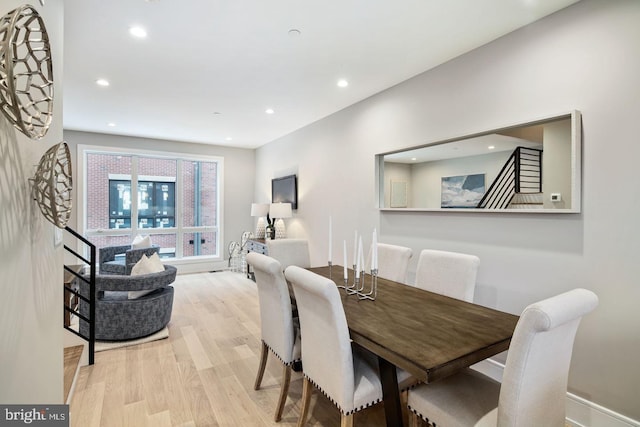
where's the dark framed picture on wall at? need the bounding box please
[272,174,298,209]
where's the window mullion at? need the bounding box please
[131,156,139,236]
[175,159,183,258]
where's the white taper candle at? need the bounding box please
[328,216,332,262]
[356,236,362,279]
[372,228,378,270]
[343,240,348,280]
[353,230,357,267]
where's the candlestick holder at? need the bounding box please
[328,261,333,280]
[346,277,359,295]
[346,270,365,295]
[337,265,349,289]
[358,269,378,301]
[339,264,354,292]
[346,264,365,295]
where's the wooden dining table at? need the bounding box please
[308,266,519,427]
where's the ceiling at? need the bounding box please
[62,0,581,149]
[383,134,543,164]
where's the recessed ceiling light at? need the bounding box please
[488,145,495,150]
[129,26,147,38]
[411,157,417,161]
[96,78,110,87]
[337,79,349,88]
[265,108,275,114]
[288,29,301,37]
[107,122,116,127]
[225,137,232,141]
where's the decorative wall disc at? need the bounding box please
[0,5,54,140]
[32,141,72,228]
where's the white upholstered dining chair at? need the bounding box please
[407,288,599,427]
[266,239,311,270]
[284,265,383,427]
[246,252,301,422]
[366,242,413,283]
[414,249,480,302]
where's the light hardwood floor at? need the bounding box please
[69,271,391,427]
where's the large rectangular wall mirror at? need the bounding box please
[376,111,581,213]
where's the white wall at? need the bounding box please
[63,130,255,270]
[255,0,640,422]
[0,0,64,403]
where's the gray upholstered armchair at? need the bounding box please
[79,264,177,341]
[98,244,160,275]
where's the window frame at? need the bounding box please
[77,144,224,262]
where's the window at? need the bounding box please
[108,180,176,229]
[80,147,222,261]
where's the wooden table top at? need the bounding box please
[309,266,519,383]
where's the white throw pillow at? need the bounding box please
[147,252,164,272]
[131,234,152,249]
[130,254,151,275]
[128,254,165,299]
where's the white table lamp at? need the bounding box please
[251,203,270,239]
[269,203,292,239]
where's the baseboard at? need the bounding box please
[471,359,639,427]
[565,393,640,427]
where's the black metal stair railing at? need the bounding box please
[477,146,543,209]
[63,226,95,365]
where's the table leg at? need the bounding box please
[378,356,404,427]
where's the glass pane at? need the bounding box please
[86,153,132,230]
[151,233,177,259]
[138,157,177,229]
[108,180,131,229]
[182,161,218,227]
[183,232,218,257]
[88,235,132,251]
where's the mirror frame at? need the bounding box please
[376,110,582,213]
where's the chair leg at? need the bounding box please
[400,390,409,426]
[297,377,313,427]
[409,411,428,427]
[274,364,292,422]
[254,342,268,390]
[340,414,354,427]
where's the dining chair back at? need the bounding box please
[366,243,413,283]
[284,265,383,426]
[266,239,311,271]
[407,288,599,427]
[414,249,480,302]
[246,252,301,422]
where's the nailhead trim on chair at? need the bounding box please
[303,374,382,416]
[407,405,435,426]
[400,380,421,392]
[263,340,301,366]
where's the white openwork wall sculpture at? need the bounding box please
[0,5,54,140]
[31,141,72,228]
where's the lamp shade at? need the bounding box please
[270,203,292,219]
[251,203,269,217]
